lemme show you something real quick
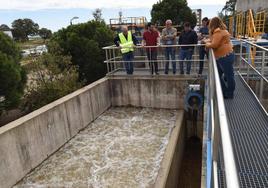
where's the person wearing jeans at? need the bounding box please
[162,19,177,74]
[142,22,160,75]
[165,47,176,74]
[179,48,194,74]
[178,22,198,74]
[146,50,158,74]
[216,53,236,98]
[114,26,138,75]
[122,52,134,74]
[205,17,235,99]
[198,17,209,75]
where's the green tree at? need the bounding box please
[51,20,114,84]
[22,42,82,112]
[39,28,52,42]
[11,18,39,41]
[0,32,27,114]
[151,0,197,27]
[221,0,237,16]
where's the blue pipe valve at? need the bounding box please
[185,85,203,111]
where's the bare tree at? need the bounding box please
[93,8,104,22]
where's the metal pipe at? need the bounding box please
[241,57,268,83]
[241,39,268,53]
[102,44,205,50]
[103,59,205,63]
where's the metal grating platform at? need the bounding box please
[218,75,268,188]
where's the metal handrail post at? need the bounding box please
[105,49,109,73]
[239,40,243,72]
[260,51,265,100]
[247,56,250,82]
[113,48,116,70]
[108,49,113,72]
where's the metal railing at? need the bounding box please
[238,39,268,113]
[103,44,242,187]
[103,44,207,75]
[206,49,240,188]
[206,39,268,188]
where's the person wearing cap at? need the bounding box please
[114,26,138,75]
[142,22,160,75]
[162,19,177,74]
[178,22,198,75]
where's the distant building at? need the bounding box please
[0,24,13,39]
[236,0,268,12]
[2,31,13,39]
[28,35,42,40]
[192,9,202,27]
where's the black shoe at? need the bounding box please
[155,72,159,75]
[180,72,184,75]
[165,72,168,75]
[224,94,234,99]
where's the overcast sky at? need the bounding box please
[1,0,227,10]
[0,0,227,31]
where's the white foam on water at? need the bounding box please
[14,107,177,188]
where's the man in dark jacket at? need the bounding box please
[178,22,198,74]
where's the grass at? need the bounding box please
[21,56,38,72]
[18,39,47,70]
[17,39,46,50]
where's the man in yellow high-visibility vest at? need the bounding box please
[114,26,138,74]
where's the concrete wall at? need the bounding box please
[154,111,186,188]
[109,76,200,110]
[0,75,203,188]
[0,78,111,188]
[236,0,268,12]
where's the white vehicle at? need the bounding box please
[21,45,48,57]
[35,45,48,55]
[21,50,30,57]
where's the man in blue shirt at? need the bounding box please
[198,17,209,75]
[178,22,198,74]
[162,20,177,74]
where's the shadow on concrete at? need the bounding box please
[178,137,202,188]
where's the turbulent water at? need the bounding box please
[15,107,178,188]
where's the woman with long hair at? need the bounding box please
[205,17,235,99]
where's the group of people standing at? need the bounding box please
[114,16,235,99]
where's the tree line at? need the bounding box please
[0,19,52,41]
